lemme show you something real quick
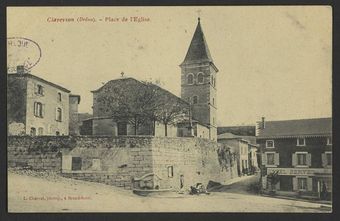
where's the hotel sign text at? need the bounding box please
[267,167,332,176]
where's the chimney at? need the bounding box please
[262,117,266,129]
[16,65,26,74]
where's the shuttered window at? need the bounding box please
[34,102,44,118]
[267,153,275,165]
[263,152,279,166]
[326,153,332,166]
[297,178,307,191]
[322,152,332,167]
[293,152,311,167]
[297,154,307,165]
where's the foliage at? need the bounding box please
[98,79,189,136]
[267,170,280,192]
[7,78,26,123]
[267,170,280,185]
[217,145,235,171]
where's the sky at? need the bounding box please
[7,6,332,126]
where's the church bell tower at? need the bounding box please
[180,18,218,141]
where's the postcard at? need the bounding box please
[7,6,332,213]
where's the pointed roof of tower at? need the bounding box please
[181,17,214,66]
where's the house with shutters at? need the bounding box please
[257,117,332,199]
[7,66,80,136]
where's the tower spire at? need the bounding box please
[180,16,214,66]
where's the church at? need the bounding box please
[84,18,219,141]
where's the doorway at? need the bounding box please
[117,122,127,135]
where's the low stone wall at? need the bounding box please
[151,137,238,189]
[7,136,75,171]
[8,135,237,190]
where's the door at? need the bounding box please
[117,122,127,135]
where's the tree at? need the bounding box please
[98,79,188,136]
[267,171,280,193]
[153,95,189,136]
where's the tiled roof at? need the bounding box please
[8,73,71,93]
[257,117,332,138]
[180,19,214,66]
[217,132,257,144]
[91,77,189,105]
[217,125,256,136]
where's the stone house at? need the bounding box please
[7,66,80,136]
[257,117,332,199]
[217,132,258,176]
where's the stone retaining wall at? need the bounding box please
[8,135,236,190]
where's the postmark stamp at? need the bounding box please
[7,37,42,73]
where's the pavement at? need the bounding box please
[7,171,332,213]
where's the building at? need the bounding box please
[218,125,256,136]
[257,117,332,199]
[69,94,81,135]
[90,77,188,137]
[7,66,80,136]
[86,18,217,141]
[180,17,218,141]
[218,132,258,176]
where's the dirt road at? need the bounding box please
[8,172,331,213]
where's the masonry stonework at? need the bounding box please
[8,136,236,190]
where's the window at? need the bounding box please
[117,122,128,135]
[297,138,306,146]
[71,157,82,171]
[187,74,194,84]
[193,96,198,104]
[34,102,43,118]
[267,153,275,165]
[56,131,60,136]
[197,73,204,83]
[38,127,43,135]
[56,108,62,122]
[36,84,44,95]
[266,140,274,148]
[30,127,36,136]
[297,178,307,191]
[212,97,215,106]
[297,153,307,166]
[58,92,62,102]
[211,76,214,86]
[327,137,332,145]
[326,153,332,166]
[167,166,174,178]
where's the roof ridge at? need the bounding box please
[257,117,332,123]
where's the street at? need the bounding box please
[8,172,331,213]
